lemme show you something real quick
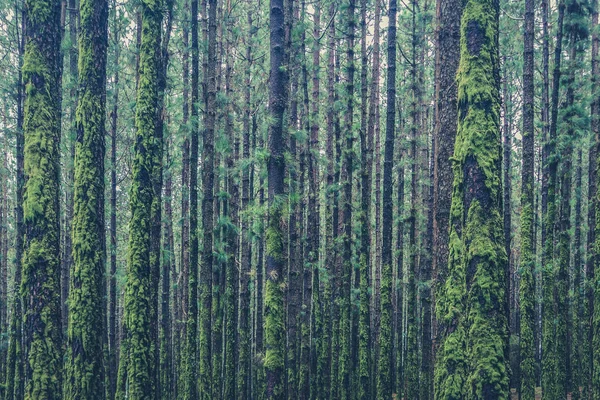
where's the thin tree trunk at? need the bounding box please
[108,1,120,396]
[200,0,217,398]
[265,0,289,396]
[377,0,396,396]
[519,0,536,393]
[238,3,253,398]
[542,1,564,396]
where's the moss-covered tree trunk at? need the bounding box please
[591,0,600,395]
[434,0,509,396]
[519,0,536,394]
[357,0,371,397]
[541,1,564,397]
[108,0,120,396]
[338,1,355,397]
[21,0,63,393]
[63,0,108,395]
[199,0,216,398]
[5,8,25,399]
[237,4,253,399]
[119,0,162,394]
[377,0,396,397]
[265,0,288,397]
[183,0,199,396]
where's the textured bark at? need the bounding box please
[308,2,322,399]
[323,6,336,396]
[183,0,199,395]
[108,2,120,397]
[377,0,395,397]
[61,0,77,339]
[338,1,355,397]
[199,0,216,398]
[238,3,253,398]
[591,0,599,395]
[5,10,25,398]
[265,0,289,397]
[21,0,64,393]
[432,0,462,367]
[519,0,536,394]
[160,134,174,399]
[538,0,549,387]
[64,0,108,394]
[542,1,564,396]
[119,0,163,394]
[434,0,509,396]
[406,0,421,396]
[357,0,371,397]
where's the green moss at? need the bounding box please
[264,278,285,394]
[119,0,163,397]
[519,200,536,400]
[21,0,63,397]
[358,254,371,400]
[63,0,108,397]
[377,262,393,399]
[434,0,508,397]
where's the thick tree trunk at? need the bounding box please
[119,0,163,395]
[432,0,461,372]
[435,0,508,396]
[64,0,108,394]
[21,0,64,394]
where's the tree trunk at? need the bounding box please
[21,0,64,393]
[377,0,396,396]
[435,0,508,396]
[265,0,289,396]
[200,0,217,398]
[542,1,564,396]
[519,0,536,394]
[238,3,253,397]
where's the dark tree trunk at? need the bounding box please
[238,3,253,397]
[21,0,64,393]
[432,0,462,376]
[265,0,289,396]
[377,0,396,397]
[184,0,199,394]
[542,2,564,396]
[519,0,536,394]
[200,0,217,398]
[108,2,120,396]
[590,0,599,396]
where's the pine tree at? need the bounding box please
[119,0,163,395]
[21,0,64,394]
[519,0,536,393]
[377,0,396,397]
[265,0,289,397]
[435,0,509,396]
[64,0,108,395]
